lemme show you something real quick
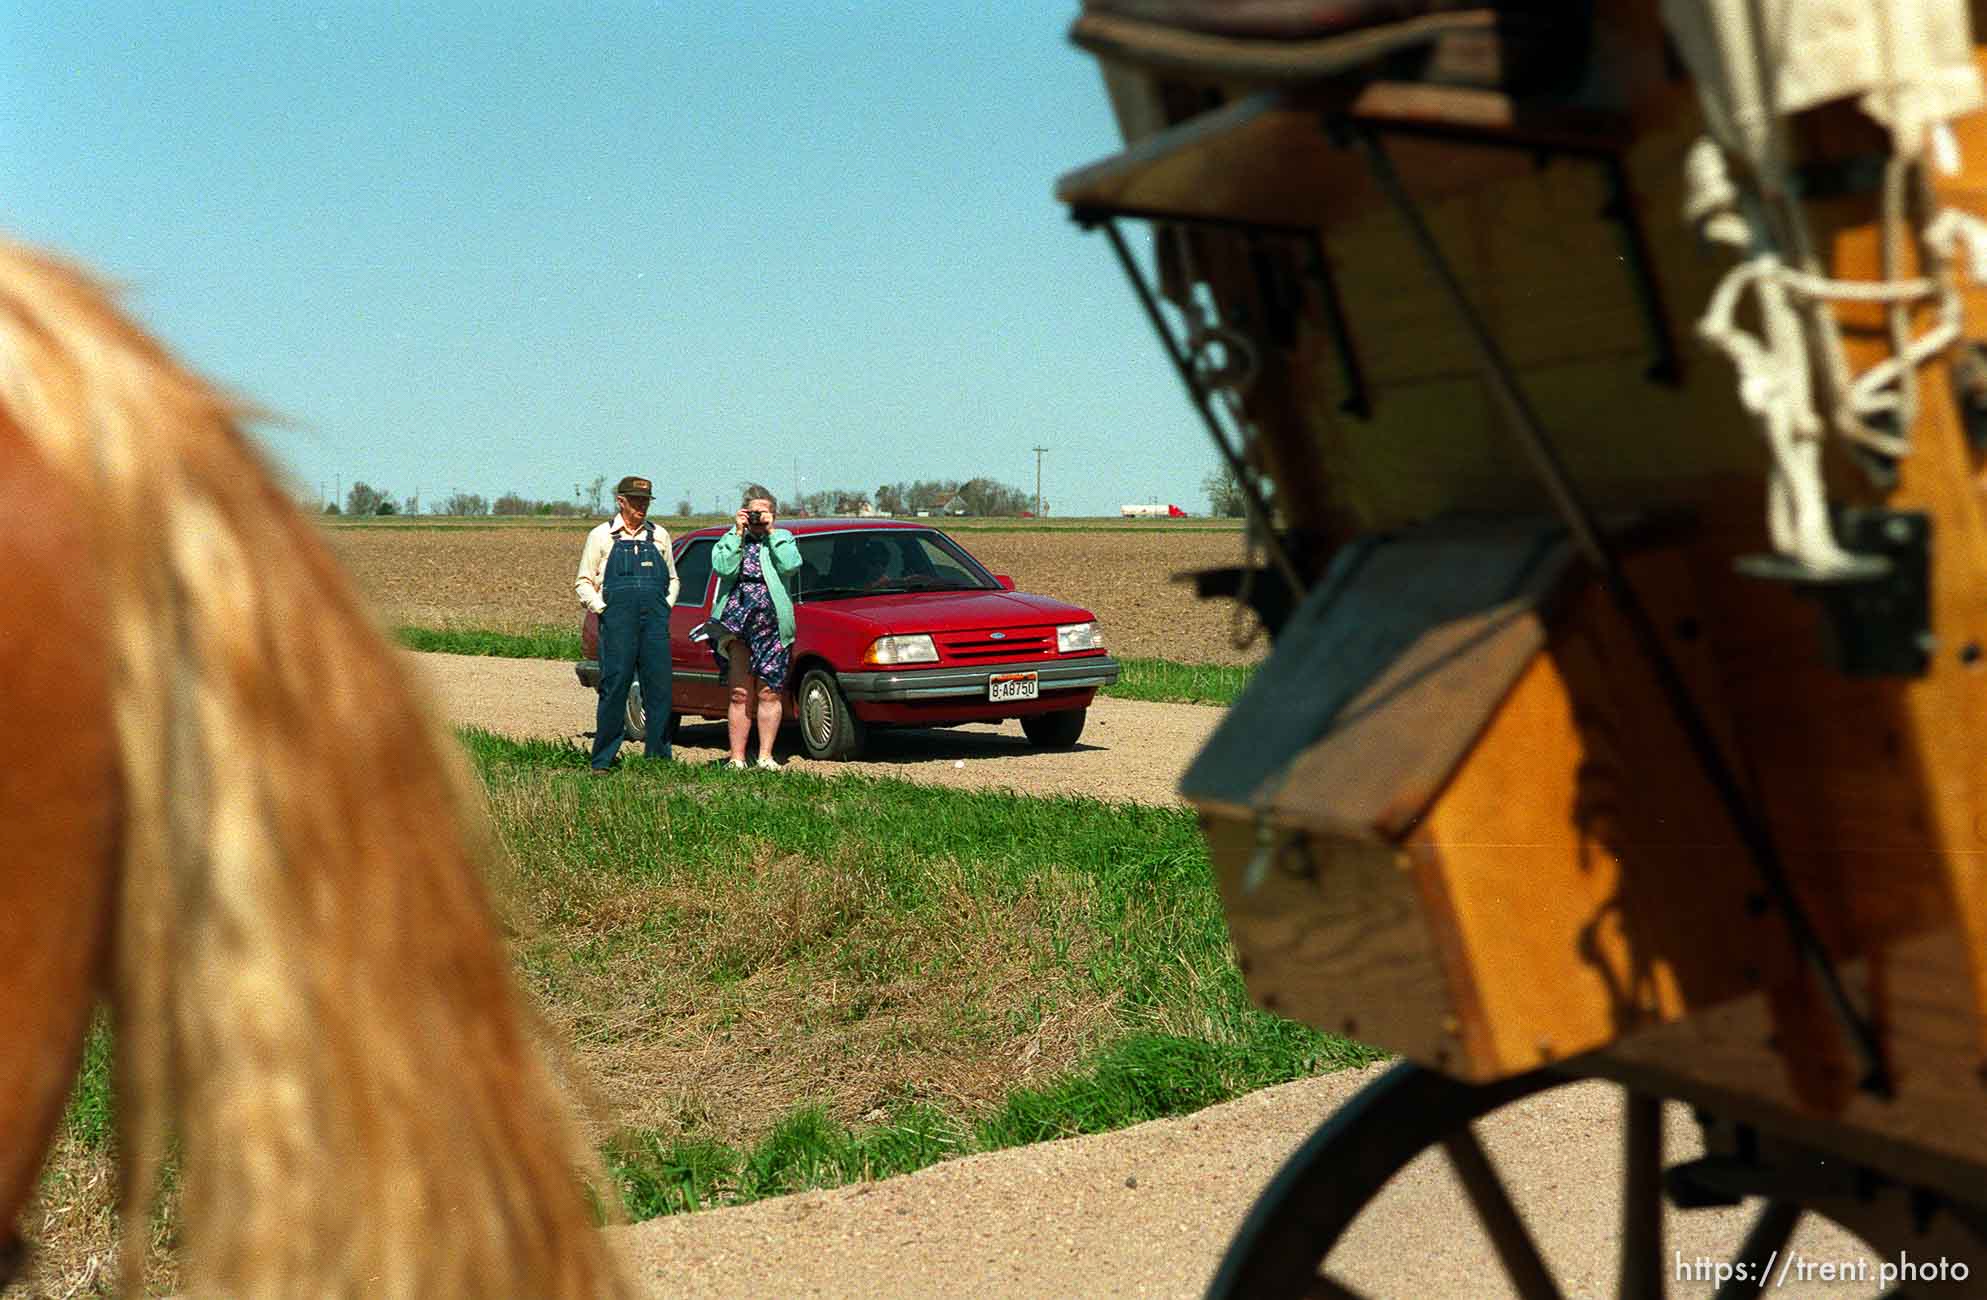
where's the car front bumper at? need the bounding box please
[838,654,1120,702]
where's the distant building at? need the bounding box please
[939,494,970,516]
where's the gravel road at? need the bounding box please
[409,651,1221,806]
[414,651,1881,1298]
[614,1069,1873,1299]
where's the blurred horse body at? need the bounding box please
[0,240,630,1297]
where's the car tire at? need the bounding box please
[797,667,866,760]
[623,681,684,745]
[1020,708,1086,749]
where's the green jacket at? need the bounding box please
[711,527,803,645]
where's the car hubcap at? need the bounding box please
[803,679,832,749]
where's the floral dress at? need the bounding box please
[712,537,791,689]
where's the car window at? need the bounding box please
[793,536,837,597]
[673,538,716,606]
[909,533,991,588]
[793,529,996,600]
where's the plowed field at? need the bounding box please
[320,523,1269,666]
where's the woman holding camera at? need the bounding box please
[709,485,802,769]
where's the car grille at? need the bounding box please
[936,626,1056,662]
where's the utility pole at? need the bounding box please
[1031,446,1049,518]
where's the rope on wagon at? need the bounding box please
[1665,0,1987,576]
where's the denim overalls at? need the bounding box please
[591,521,673,767]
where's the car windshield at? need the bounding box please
[792,529,997,601]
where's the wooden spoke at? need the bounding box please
[1208,1064,1985,1299]
[1619,1092,1665,1300]
[1712,1201,1802,1300]
[1442,1126,1567,1300]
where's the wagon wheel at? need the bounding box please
[1207,1061,1987,1300]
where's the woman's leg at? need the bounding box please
[725,647,753,763]
[754,677,782,762]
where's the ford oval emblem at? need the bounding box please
[990,631,1006,640]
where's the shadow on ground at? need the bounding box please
[586,720,1101,765]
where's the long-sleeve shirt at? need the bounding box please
[574,514,680,614]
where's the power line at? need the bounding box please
[1031,445,1049,518]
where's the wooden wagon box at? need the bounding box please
[1182,514,1987,1100]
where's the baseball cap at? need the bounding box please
[614,476,653,500]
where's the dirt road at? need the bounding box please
[614,1069,1873,1299]
[409,651,1221,806]
[414,651,1882,1298]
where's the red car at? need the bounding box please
[576,518,1121,760]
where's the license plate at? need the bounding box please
[989,671,1039,702]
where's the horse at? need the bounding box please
[0,237,633,1297]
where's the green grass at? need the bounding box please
[396,624,583,660]
[465,730,1376,1220]
[63,1016,115,1150]
[395,626,1254,706]
[605,1028,1340,1216]
[48,729,1373,1245]
[1109,657,1251,706]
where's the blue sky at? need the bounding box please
[1,2,1219,516]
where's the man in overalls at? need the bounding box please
[574,475,681,773]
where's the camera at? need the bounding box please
[747,510,768,526]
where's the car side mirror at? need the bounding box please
[994,574,1016,590]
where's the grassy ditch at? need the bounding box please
[394,625,1253,707]
[468,731,1372,1217]
[25,731,1367,1288]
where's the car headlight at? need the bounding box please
[1057,621,1102,653]
[863,634,938,665]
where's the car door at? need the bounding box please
[669,538,720,712]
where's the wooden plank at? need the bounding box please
[1068,10,1499,86]
[1202,815,1461,1068]
[1264,579,1568,841]
[1053,83,1623,233]
[1414,552,1785,1080]
[1599,926,1987,1196]
[1179,515,1577,827]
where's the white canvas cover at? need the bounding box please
[1663,0,1987,575]
[1662,0,1982,163]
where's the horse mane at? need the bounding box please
[0,239,632,1296]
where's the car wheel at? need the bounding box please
[1020,708,1086,749]
[797,667,866,760]
[623,681,683,744]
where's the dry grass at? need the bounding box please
[12,1107,178,1298]
[508,839,1119,1153]
[320,523,1269,665]
[14,1149,125,1299]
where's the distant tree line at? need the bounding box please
[318,474,1049,518]
[321,476,610,518]
[783,477,1037,517]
